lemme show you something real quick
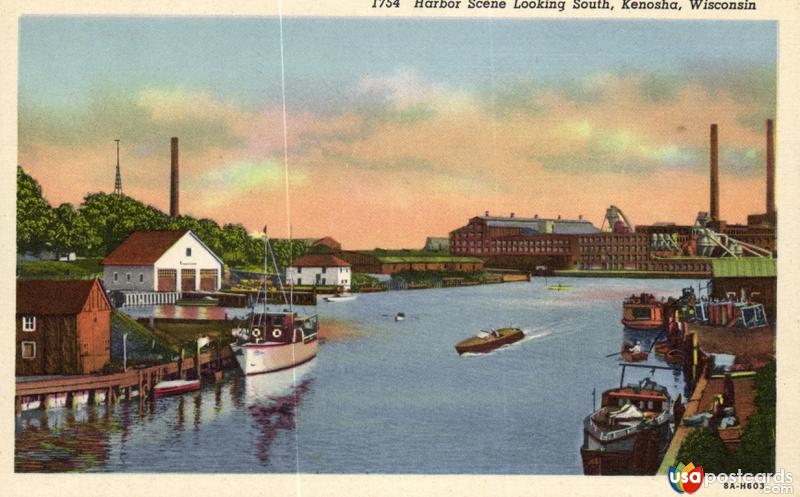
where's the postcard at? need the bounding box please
[2,1,799,496]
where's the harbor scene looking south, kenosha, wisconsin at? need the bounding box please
[15,17,777,476]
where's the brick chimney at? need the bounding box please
[170,137,179,218]
[710,124,719,221]
[766,119,775,217]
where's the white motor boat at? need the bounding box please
[324,293,357,302]
[230,313,319,376]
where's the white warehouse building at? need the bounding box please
[286,254,352,291]
[102,230,223,293]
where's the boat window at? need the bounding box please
[648,400,654,410]
[618,398,624,407]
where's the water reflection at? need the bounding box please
[245,361,316,465]
[15,405,116,472]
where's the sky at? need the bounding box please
[18,17,777,249]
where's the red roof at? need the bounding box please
[311,237,341,250]
[290,254,351,268]
[102,230,187,266]
[17,279,107,315]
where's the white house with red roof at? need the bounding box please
[101,230,223,293]
[286,254,352,291]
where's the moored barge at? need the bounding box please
[581,378,673,475]
[622,293,666,330]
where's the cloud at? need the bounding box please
[19,62,776,248]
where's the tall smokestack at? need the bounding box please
[710,124,719,221]
[170,137,179,218]
[766,119,775,216]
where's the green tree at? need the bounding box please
[16,166,54,255]
[271,239,309,273]
[676,428,734,474]
[736,361,776,473]
[50,203,101,257]
[79,192,171,255]
[219,223,258,267]
[737,411,775,473]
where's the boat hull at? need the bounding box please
[153,380,201,398]
[621,350,649,362]
[581,421,671,475]
[621,319,664,330]
[324,296,356,302]
[232,338,318,375]
[455,330,525,355]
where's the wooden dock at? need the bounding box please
[15,346,235,415]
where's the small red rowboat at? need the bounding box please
[152,379,201,398]
[665,350,684,365]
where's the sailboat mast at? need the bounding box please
[262,227,269,321]
[289,225,293,313]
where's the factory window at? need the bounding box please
[22,316,36,332]
[186,247,192,257]
[21,341,36,359]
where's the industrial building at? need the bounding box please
[449,213,597,271]
[338,251,484,275]
[450,119,777,276]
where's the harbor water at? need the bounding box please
[15,278,698,473]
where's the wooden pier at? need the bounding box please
[15,346,235,415]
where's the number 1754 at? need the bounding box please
[372,0,400,7]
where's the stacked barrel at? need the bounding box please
[707,299,737,326]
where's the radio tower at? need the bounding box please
[113,139,123,195]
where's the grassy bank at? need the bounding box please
[109,311,175,369]
[17,257,103,278]
[552,269,709,279]
[144,318,247,351]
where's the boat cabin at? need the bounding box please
[236,312,319,344]
[590,381,669,432]
[603,388,668,414]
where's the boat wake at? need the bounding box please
[461,330,551,357]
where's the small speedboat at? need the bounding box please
[152,379,201,398]
[324,293,357,302]
[455,328,525,355]
[395,312,405,321]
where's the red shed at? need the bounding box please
[16,279,112,376]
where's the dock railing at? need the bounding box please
[584,409,672,443]
[122,291,180,307]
